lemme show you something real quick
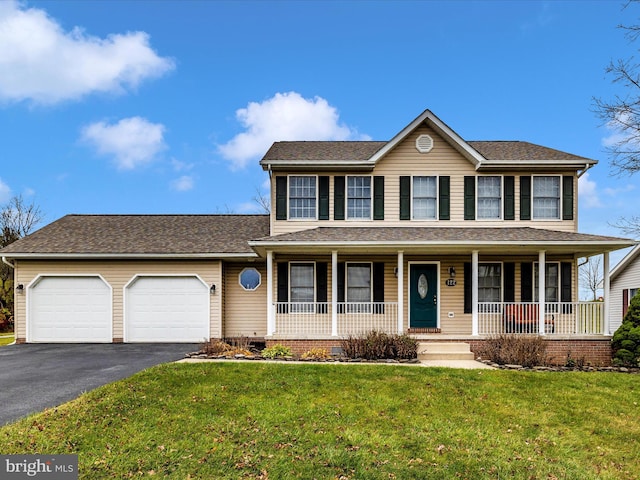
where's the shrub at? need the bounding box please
[612,291,640,366]
[301,348,330,360]
[477,334,547,367]
[341,331,417,360]
[200,340,232,355]
[262,344,293,359]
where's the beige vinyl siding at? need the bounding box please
[271,126,578,234]
[223,263,267,337]
[13,260,222,342]
[610,259,640,333]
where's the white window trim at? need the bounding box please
[345,261,373,303]
[239,267,261,291]
[533,261,560,302]
[476,175,503,221]
[287,175,318,221]
[346,175,373,221]
[289,261,316,313]
[531,175,562,221]
[411,175,439,221]
[478,262,504,303]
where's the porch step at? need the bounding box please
[417,342,475,361]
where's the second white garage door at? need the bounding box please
[125,276,209,342]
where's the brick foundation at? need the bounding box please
[468,338,612,367]
[267,337,613,366]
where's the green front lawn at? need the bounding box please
[0,333,14,346]
[1,362,638,479]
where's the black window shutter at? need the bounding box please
[318,176,329,220]
[334,176,345,220]
[337,262,345,313]
[374,176,385,220]
[277,262,288,303]
[275,176,287,220]
[399,176,411,220]
[521,262,533,302]
[439,176,450,220]
[464,262,472,314]
[316,262,328,313]
[504,262,515,303]
[520,176,531,220]
[464,176,475,220]
[504,176,515,221]
[561,262,572,302]
[563,176,574,220]
[373,263,385,302]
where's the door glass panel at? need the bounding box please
[418,273,428,299]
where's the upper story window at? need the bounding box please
[534,262,559,302]
[478,263,502,302]
[289,176,316,219]
[413,176,437,220]
[532,176,560,220]
[347,176,371,220]
[477,176,502,219]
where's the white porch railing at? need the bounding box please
[273,302,398,336]
[478,302,605,335]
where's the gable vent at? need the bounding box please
[416,134,434,153]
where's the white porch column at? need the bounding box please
[472,250,479,336]
[538,250,546,335]
[266,250,275,336]
[397,251,404,334]
[332,250,338,337]
[603,251,611,335]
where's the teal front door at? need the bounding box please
[410,264,438,328]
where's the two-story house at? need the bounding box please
[1,109,634,365]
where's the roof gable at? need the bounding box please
[259,109,597,172]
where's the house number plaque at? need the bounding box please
[446,279,457,287]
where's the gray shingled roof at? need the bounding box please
[260,140,594,163]
[0,214,270,256]
[253,226,628,244]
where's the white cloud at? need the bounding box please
[0,0,174,105]
[171,158,194,172]
[0,178,11,203]
[604,184,636,196]
[171,175,194,192]
[218,92,369,169]
[578,172,602,208]
[81,117,167,170]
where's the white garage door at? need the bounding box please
[125,276,209,342]
[29,276,112,342]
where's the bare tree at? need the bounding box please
[0,195,44,329]
[252,186,271,214]
[579,256,603,301]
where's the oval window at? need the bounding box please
[418,274,428,299]
[239,268,261,291]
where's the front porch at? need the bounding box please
[271,300,605,337]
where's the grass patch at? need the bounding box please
[1,363,639,479]
[0,333,14,346]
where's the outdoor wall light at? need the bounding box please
[16,284,24,292]
[448,267,456,278]
[210,284,216,294]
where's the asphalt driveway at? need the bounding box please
[0,343,197,426]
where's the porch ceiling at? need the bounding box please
[250,226,636,257]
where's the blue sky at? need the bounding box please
[0,0,637,262]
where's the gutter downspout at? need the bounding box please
[577,163,594,179]
[2,256,15,269]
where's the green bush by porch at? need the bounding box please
[612,290,640,366]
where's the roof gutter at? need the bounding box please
[2,256,15,269]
